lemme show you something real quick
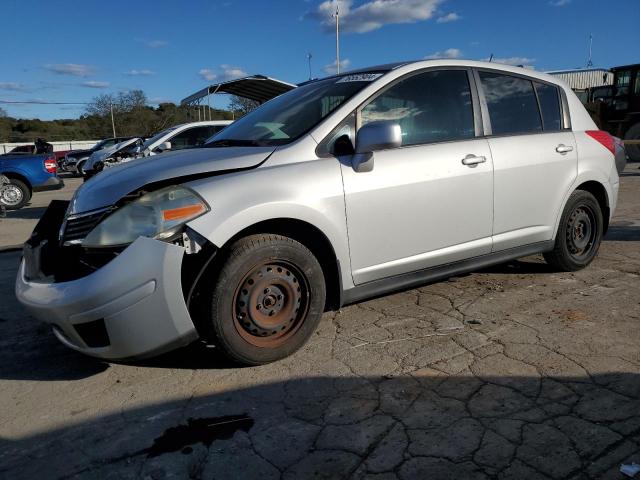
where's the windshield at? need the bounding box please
[142,126,179,150]
[205,73,384,147]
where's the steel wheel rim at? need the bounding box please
[232,260,310,347]
[566,204,597,260]
[0,185,23,206]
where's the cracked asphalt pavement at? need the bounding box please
[1,165,639,479]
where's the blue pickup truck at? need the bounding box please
[0,152,64,210]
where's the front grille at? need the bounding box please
[62,208,111,244]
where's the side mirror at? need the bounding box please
[157,141,172,152]
[353,121,402,172]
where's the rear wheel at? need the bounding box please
[624,122,640,162]
[544,190,603,271]
[205,234,326,365]
[0,178,30,210]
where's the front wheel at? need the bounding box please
[544,190,603,271]
[205,234,326,365]
[0,178,31,210]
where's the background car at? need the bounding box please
[82,137,143,179]
[60,137,134,176]
[0,151,63,209]
[140,120,232,156]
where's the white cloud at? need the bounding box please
[44,63,95,77]
[310,0,444,34]
[0,82,28,91]
[81,80,110,89]
[484,56,536,67]
[549,0,570,6]
[199,65,248,83]
[323,58,351,74]
[148,97,174,105]
[424,48,462,60]
[199,69,217,81]
[125,69,155,76]
[437,12,460,23]
[219,65,249,81]
[146,40,169,48]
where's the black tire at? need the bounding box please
[624,122,640,162]
[544,190,603,271]
[206,234,326,365]
[0,178,31,210]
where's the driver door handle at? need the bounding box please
[556,144,574,154]
[461,154,486,167]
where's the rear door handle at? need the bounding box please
[461,154,486,167]
[556,144,574,154]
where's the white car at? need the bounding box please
[17,60,623,365]
[84,121,232,178]
[140,120,232,157]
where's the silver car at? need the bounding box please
[16,60,621,365]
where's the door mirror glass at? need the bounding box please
[355,121,402,154]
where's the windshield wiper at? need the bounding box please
[205,139,267,148]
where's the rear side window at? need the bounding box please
[534,82,562,131]
[479,72,542,135]
[360,69,475,146]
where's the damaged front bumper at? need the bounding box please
[15,204,199,361]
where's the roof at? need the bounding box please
[181,75,297,106]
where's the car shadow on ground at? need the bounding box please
[605,225,640,241]
[1,373,639,479]
[5,206,46,220]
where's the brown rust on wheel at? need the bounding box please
[232,261,310,347]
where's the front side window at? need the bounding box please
[170,126,213,150]
[360,70,475,146]
[615,70,631,97]
[206,74,384,147]
[479,72,542,135]
[534,82,562,131]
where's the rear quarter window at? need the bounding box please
[534,82,562,131]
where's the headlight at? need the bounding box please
[82,186,209,248]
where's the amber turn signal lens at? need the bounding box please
[162,204,206,221]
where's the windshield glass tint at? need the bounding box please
[206,74,384,147]
[143,126,179,149]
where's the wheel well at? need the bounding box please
[576,181,609,233]
[225,219,342,311]
[2,172,32,194]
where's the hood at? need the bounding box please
[88,138,141,163]
[69,146,275,214]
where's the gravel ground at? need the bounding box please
[0,165,639,479]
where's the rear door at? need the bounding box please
[476,70,577,251]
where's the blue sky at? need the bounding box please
[1,0,638,120]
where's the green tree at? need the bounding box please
[229,95,259,116]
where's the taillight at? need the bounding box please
[44,156,57,174]
[585,130,615,155]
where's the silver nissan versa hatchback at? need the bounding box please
[16,60,623,365]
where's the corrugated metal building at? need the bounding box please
[547,68,613,90]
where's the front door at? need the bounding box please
[341,69,494,285]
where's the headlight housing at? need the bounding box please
[82,186,209,248]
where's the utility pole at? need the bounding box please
[335,1,340,73]
[307,53,313,80]
[110,103,116,137]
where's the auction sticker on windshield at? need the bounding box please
[336,73,383,83]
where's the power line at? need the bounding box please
[0,100,89,105]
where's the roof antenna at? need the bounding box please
[488,53,494,62]
[586,34,594,68]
